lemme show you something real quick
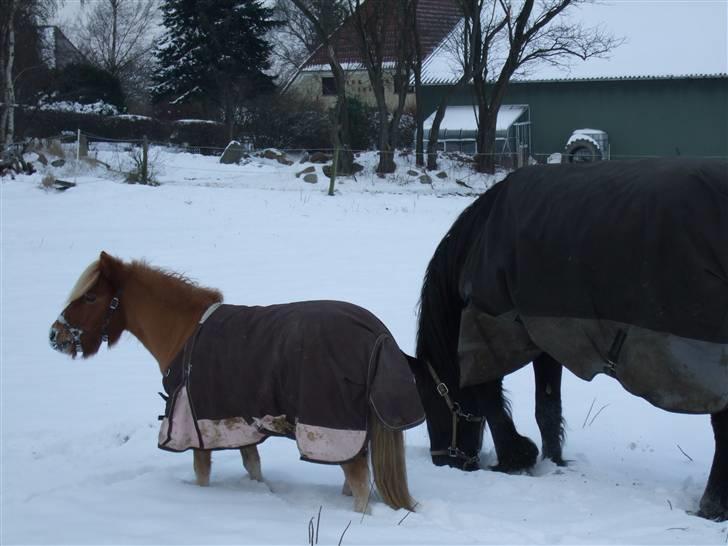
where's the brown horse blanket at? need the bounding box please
[158,301,424,463]
[457,158,728,414]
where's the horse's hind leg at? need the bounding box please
[240,445,263,482]
[533,353,566,465]
[341,454,371,513]
[193,449,211,486]
[483,379,539,472]
[698,408,728,521]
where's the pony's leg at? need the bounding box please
[698,408,728,521]
[193,449,211,486]
[341,455,371,513]
[533,353,566,465]
[482,379,539,472]
[240,445,263,482]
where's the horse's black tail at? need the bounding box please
[415,183,505,379]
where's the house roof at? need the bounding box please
[301,0,462,70]
[420,1,728,85]
[36,26,86,70]
[423,104,528,136]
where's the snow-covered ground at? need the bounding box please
[2,148,726,544]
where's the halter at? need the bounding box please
[425,361,485,468]
[57,291,123,355]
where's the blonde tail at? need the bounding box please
[369,409,416,511]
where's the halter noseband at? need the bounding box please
[426,361,484,468]
[58,291,123,355]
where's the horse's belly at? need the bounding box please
[523,316,728,414]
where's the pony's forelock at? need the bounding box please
[66,260,101,304]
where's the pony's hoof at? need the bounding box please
[546,456,570,467]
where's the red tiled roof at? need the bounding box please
[303,0,462,68]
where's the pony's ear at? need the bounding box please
[98,251,123,284]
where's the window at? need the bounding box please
[322,77,337,96]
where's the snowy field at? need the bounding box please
[2,148,727,545]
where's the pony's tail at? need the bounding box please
[369,409,416,512]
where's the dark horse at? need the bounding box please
[411,158,728,521]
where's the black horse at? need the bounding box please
[411,158,728,521]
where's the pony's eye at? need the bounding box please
[84,292,97,303]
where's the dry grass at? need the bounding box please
[41,174,55,189]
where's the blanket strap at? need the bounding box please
[426,362,483,467]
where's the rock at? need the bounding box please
[36,152,48,166]
[303,173,318,184]
[220,141,245,164]
[352,162,364,173]
[299,152,310,164]
[276,156,293,166]
[309,152,331,163]
[51,159,66,168]
[418,174,432,185]
[407,169,419,176]
[296,166,316,178]
[455,179,472,189]
[322,164,332,177]
[436,171,448,179]
[261,148,287,161]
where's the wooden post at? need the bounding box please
[141,136,149,184]
[328,146,338,196]
[76,129,81,162]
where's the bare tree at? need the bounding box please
[72,0,159,107]
[270,0,345,84]
[348,0,416,174]
[290,0,355,176]
[427,0,619,172]
[1,0,57,148]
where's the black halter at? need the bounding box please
[425,362,485,468]
[58,290,123,354]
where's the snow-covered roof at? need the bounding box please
[421,1,728,85]
[423,104,528,133]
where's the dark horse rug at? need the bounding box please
[457,158,728,414]
[158,301,424,462]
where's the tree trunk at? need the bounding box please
[425,74,469,170]
[1,1,16,148]
[414,67,424,167]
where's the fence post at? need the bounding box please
[141,135,149,184]
[328,145,338,196]
[76,129,81,162]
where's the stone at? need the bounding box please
[352,162,364,173]
[309,152,331,163]
[51,159,66,168]
[436,171,448,179]
[35,152,48,166]
[322,164,332,177]
[276,156,293,166]
[262,148,285,161]
[303,173,318,184]
[407,170,419,176]
[299,152,310,164]
[296,166,316,178]
[418,174,432,185]
[220,141,245,164]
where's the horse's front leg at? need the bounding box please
[240,445,263,482]
[533,353,566,466]
[698,408,728,521]
[482,379,538,472]
[193,449,211,486]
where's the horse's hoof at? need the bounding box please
[697,495,728,522]
[546,456,570,467]
[492,436,538,472]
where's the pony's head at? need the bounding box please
[50,251,127,358]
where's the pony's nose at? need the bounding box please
[50,329,56,342]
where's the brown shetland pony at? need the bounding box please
[49,251,416,513]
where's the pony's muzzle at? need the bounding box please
[49,322,74,355]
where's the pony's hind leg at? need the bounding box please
[698,408,728,521]
[482,379,539,472]
[240,445,263,482]
[341,455,371,513]
[533,353,566,465]
[193,449,211,486]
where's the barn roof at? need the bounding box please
[300,0,462,70]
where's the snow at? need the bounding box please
[2,148,727,544]
[421,1,728,84]
[39,100,120,116]
[565,129,606,149]
[423,105,528,134]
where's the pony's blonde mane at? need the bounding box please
[128,260,223,309]
[66,260,101,304]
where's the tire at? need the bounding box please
[563,138,602,163]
